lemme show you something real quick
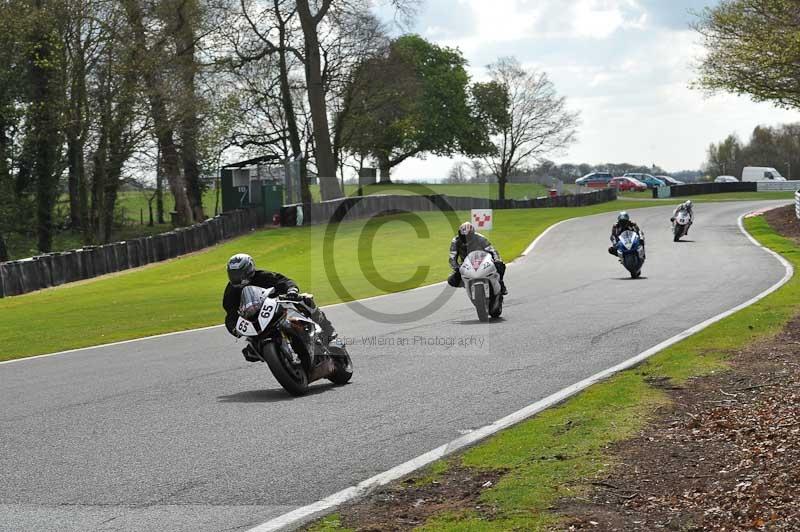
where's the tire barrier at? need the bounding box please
[280,188,618,226]
[0,208,261,298]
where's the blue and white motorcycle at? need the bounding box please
[615,230,645,279]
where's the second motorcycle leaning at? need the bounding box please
[235,286,353,396]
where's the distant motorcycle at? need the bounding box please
[235,286,353,396]
[615,230,645,279]
[459,250,504,322]
[672,211,691,242]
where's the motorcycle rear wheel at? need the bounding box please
[263,342,309,396]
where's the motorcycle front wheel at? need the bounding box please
[474,289,490,322]
[262,342,309,396]
[623,254,641,279]
[673,224,683,242]
[327,346,354,385]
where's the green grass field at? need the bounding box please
[310,214,800,532]
[115,189,221,224]
[309,182,553,202]
[0,200,664,361]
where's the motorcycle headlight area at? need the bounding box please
[239,286,269,319]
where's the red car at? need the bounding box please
[609,176,647,192]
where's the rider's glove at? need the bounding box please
[284,288,301,301]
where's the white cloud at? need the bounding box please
[379,1,800,179]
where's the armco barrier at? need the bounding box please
[652,181,758,198]
[280,188,618,226]
[0,208,261,298]
[757,180,800,192]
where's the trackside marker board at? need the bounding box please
[471,209,493,231]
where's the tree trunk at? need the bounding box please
[377,153,391,183]
[0,231,8,262]
[276,1,311,205]
[29,1,62,253]
[156,145,164,224]
[66,20,87,232]
[498,167,508,203]
[123,0,193,226]
[159,134,192,225]
[295,0,342,200]
[176,0,204,221]
[91,131,108,241]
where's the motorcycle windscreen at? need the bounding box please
[469,250,489,270]
[618,230,639,250]
[239,285,271,319]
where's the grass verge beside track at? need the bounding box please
[306,214,799,531]
[0,200,670,361]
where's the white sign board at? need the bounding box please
[471,209,493,231]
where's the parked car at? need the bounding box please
[714,175,739,183]
[656,175,685,186]
[575,172,613,188]
[623,173,665,189]
[741,167,786,182]
[609,176,647,192]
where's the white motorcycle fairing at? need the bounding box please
[459,250,503,322]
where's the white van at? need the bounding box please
[741,167,786,182]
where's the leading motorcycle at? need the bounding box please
[672,210,691,242]
[235,286,353,396]
[615,230,645,279]
[459,250,504,322]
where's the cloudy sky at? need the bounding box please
[376,0,800,180]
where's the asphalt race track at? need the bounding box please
[0,202,789,532]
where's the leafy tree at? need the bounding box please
[694,0,800,109]
[705,134,743,177]
[340,34,496,182]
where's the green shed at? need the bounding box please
[220,155,285,221]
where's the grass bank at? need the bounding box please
[0,200,664,361]
[307,213,799,531]
[309,182,552,202]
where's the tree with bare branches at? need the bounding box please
[482,57,579,202]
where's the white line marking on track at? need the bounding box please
[245,210,794,532]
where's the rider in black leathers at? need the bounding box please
[222,254,336,362]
